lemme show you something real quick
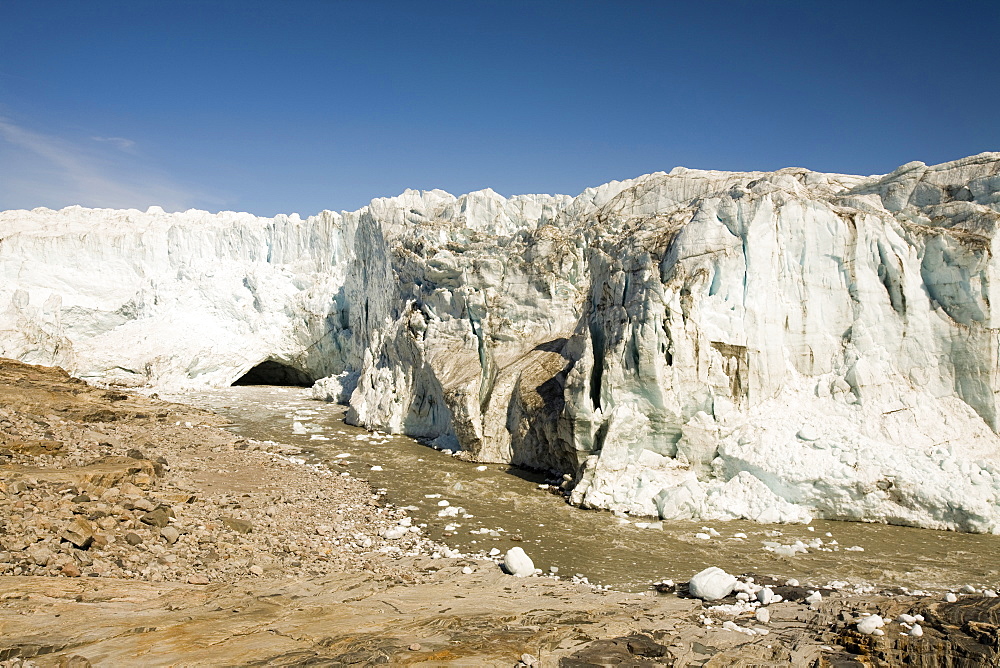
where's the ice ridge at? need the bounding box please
[3,152,1000,531]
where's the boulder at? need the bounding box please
[220,517,252,534]
[140,507,173,528]
[160,526,180,545]
[61,518,94,549]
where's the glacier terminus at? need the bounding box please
[3,153,1000,532]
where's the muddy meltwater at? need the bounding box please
[175,386,1000,593]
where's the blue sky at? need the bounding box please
[1,0,998,216]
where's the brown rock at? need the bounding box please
[61,562,81,577]
[161,492,196,504]
[130,497,155,512]
[140,507,173,528]
[220,516,252,534]
[120,482,144,497]
[561,633,669,665]
[61,518,95,549]
[28,545,55,566]
[160,526,180,545]
[187,574,210,585]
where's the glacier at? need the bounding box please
[3,153,1000,532]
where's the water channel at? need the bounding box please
[174,386,1000,593]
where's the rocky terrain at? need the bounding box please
[0,358,446,585]
[3,358,1000,666]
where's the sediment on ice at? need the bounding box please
[3,154,1000,530]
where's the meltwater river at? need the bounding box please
[175,386,1000,593]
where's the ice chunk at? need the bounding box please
[503,547,534,577]
[857,614,884,635]
[688,567,737,601]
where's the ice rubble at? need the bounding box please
[3,154,1000,531]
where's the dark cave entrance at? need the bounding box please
[232,360,314,387]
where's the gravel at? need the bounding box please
[0,360,453,585]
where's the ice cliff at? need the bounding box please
[3,153,1000,532]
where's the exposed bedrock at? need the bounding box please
[3,154,1000,530]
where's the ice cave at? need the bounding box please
[232,360,313,387]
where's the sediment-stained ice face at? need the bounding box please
[3,153,1000,531]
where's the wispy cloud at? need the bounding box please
[91,135,137,152]
[0,116,222,212]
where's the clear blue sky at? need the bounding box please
[1,0,997,216]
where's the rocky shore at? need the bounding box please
[2,358,1000,666]
[0,358,447,585]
